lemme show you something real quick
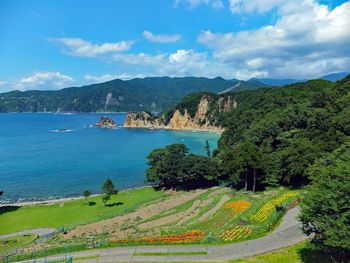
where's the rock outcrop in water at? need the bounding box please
[124,93,236,132]
[96,116,116,128]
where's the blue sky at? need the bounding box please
[0,0,349,92]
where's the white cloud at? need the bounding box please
[18,71,74,91]
[49,37,133,57]
[109,49,214,77]
[198,0,350,78]
[112,53,167,66]
[143,30,182,43]
[175,0,224,9]
[84,73,145,83]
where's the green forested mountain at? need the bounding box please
[218,76,350,189]
[0,77,268,113]
[146,75,350,252]
[147,75,350,190]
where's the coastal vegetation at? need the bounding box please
[83,190,91,202]
[0,188,164,235]
[143,75,350,254]
[146,144,219,189]
[144,76,349,193]
[299,144,350,252]
[102,178,118,206]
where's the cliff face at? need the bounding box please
[124,94,236,132]
[124,112,164,128]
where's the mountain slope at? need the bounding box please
[0,77,268,113]
[318,72,349,82]
[251,72,349,86]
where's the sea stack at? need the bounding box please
[96,116,117,128]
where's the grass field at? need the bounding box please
[0,234,37,254]
[229,241,350,263]
[0,187,165,235]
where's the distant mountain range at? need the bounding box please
[0,77,268,113]
[251,72,349,86]
[0,72,347,113]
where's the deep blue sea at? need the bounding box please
[0,113,219,201]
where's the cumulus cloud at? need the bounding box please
[109,49,210,77]
[175,0,224,9]
[198,0,350,78]
[18,71,74,90]
[49,37,133,57]
[112,53,167,66]
[84,73,145,83]
[143,31,182,43]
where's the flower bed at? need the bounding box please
[224,200,251,215]
[250,192,298,223]
[111,230,205,244]
[220,225,252,241]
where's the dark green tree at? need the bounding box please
[83,190,91,201]
[205,140,211,158]
[103,178,117,195]
[146,144,189,188]
[221,141,262,192]
[146,144,219,189]
[102,194,111,206]
[299,144,350,251]
[179,155,219,189]
[102,178,117,206]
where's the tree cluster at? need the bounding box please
[146,144,219,190]
[146,75,350,252]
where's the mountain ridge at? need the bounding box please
[251,72,348,86]
[0,77,268,113]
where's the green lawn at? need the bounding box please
[229,241,350,263]
[0,187,164,235]
[0,234,38,254]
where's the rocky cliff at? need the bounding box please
[96,116,117,128]
[124,93,236,132]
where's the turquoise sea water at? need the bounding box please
[0,113,219,201]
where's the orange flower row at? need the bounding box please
[224,200,251,215]
[111,230,205,244]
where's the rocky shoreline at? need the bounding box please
[123,95,236,133]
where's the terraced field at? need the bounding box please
[2,187,301,258]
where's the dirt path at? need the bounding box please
[0,228,58,239]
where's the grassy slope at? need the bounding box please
[0,188,164,235]
[229,241,350,263]
[231,242,306,263]
[0,234,38,254]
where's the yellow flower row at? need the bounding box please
[250,192,298,223]
[224,200,252,215]
[220,225,252,241]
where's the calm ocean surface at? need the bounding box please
[0,113,220,201]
